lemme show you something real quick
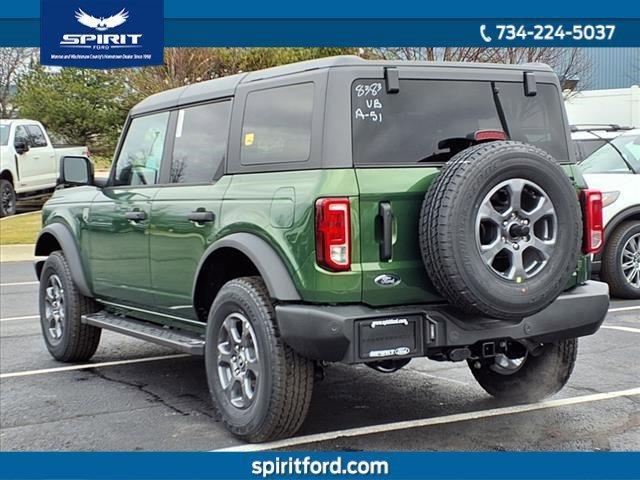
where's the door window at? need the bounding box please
[114,112,170,186]
[241,83,314,165]
[26,125,48,147]
[170,101,232,183]
[14,126,30,147]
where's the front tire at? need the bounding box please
[600,221,640,299]
[205,277,314,442]
[469,338,577,402]
[0,179,16,217]
[39,251,102,362]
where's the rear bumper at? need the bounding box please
[275,280,609,364]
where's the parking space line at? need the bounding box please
[405,368,470,386]
[215,387,640,452]
[0,315,39,323]
[0,281,39,287]
[608,305,640,313]
[602,325,640,334]
[0,354,191,379]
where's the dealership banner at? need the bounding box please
[0,0,639,48]
[39,0,163,67]
[1,452,639,479]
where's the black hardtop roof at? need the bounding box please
[130,55,555,116]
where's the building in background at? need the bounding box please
[581,48,639,89]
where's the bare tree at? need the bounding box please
[371,48,590,90]
[0,48,38,118]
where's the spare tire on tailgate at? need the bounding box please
[420,141,582,321]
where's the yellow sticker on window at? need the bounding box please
[244,133,254,146]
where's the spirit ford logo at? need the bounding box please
[60,34,142,45]
[41,0,163,68]
[59,8,142,47]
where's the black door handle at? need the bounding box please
[379,202,393,262]
[187,211,215,223]
[124,211,147,221]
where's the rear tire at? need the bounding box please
[469,338,577,402]
[38,251,102,362]
[0,179,16,217]
[205,277,314,442]
[600,221,640,299]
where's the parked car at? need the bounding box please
[0,119,90,216]
[573,125,640,298]
[34,57,609,442]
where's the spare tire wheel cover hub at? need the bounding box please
[475,178,557,283]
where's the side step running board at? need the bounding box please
[82,311,205,355]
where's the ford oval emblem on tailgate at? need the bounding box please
[374,274,401,287]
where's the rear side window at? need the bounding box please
[170,101,232,184]
[352,79,569,165]
[26,125,48,147]
[241,83,314,165]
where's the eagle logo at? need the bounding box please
[74,8,129,31]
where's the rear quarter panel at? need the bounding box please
[219,169,362,303]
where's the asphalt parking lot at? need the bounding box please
[1,260,639,452]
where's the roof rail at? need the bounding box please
[570,124,633,132]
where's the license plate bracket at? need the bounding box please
[357,315,421,360]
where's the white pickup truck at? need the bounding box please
[0,119,89,217]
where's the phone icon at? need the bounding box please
[480,24,492,43]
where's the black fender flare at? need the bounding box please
[605,205,640,239]
[193,232,301,302]
[592,205,640,263]
[34,223,93,297]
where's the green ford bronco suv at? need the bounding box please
[35,56,609,442]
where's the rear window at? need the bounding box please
[352,79,569,165]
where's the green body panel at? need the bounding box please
[355,167,442,306]
[41,186,100,292]
[220,169,361,303]
[40,163,591,327]
[149,177,231,319]
[355,164,589,301]
[564,163,590,286]
[87,186,160,306]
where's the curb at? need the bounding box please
[0,244,39,263]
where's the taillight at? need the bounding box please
[581,189,604,254]
[315,198,351,271]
